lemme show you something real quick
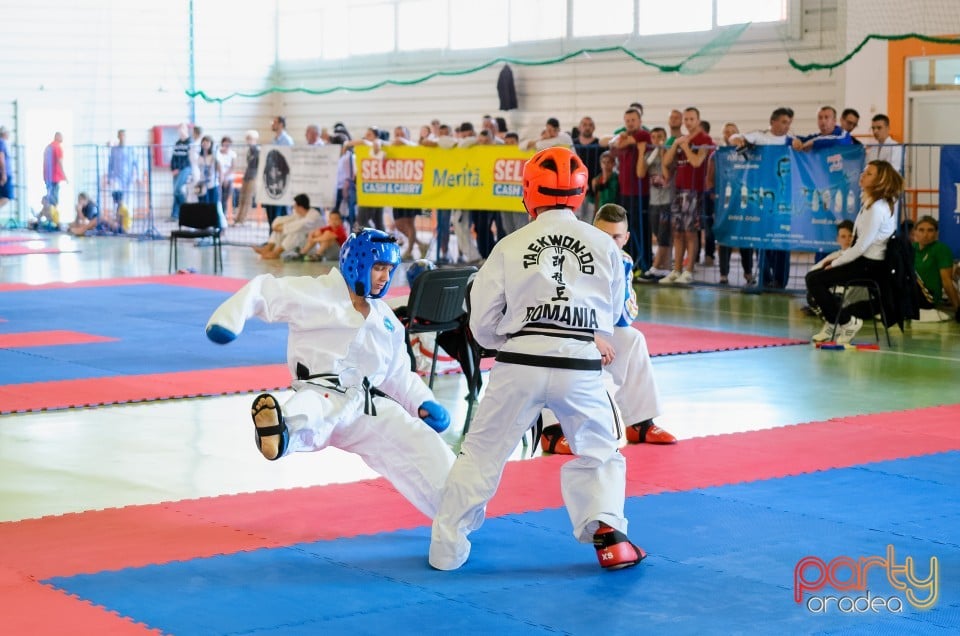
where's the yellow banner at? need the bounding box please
[355,144,534,212]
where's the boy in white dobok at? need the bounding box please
[206,229,455,520]
[429,147,646,572]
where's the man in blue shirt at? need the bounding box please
[108,129,139,231]
[792,106,852,151]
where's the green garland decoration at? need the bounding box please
[789,33,960,72]
[186,28,960,103]
[187,23,751,103]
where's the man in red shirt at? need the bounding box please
[609,108,652,273]
[660,107,713,285]
[43,132,68,210]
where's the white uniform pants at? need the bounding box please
[281,382,455,519]
[542,326,661,428]
[429,362,627,570]
[605,326,661,424]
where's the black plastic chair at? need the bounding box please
[404,266,476,389]
[830,279,891,346]
[169,203,222,274]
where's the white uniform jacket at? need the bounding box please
[206,270,433,417]
[469,208,624,356]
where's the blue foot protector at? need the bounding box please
[206,324,237,344]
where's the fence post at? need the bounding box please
[142,151,162,240]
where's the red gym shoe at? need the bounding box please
[625,420,677,444]
[594,523,646,570]
[540,424,573,455]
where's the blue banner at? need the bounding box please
[714,145,865,251]
[938,145,960,259]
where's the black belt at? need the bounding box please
[494,351,601,370]
[296,363,386,415]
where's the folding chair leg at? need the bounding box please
[405,333,417,372]
[427,339,440,389]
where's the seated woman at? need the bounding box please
[913,215,960,322]
[805,160,904,344]
[807,220,872,334]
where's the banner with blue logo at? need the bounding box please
[714,145,865,251]
[938,145,960,259]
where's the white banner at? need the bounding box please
[256,144,341,208]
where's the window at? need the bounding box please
[510,0,566,43]
[278,8,326,61]
[275,0,794,62]
[717,0,787,26]
[638,0,712,36]
[572,0,633,38]
[348,3,396,56]
[449,0,508,50]
[397,0,448,50]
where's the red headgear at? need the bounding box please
[521,146,588,218]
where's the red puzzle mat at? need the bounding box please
[1,404,958,634]
[0,245,78,256]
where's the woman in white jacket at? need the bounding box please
[805,160,905,343]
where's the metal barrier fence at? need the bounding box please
[62,144,275,245]
[4,142,951,294]
[571,142,949,294]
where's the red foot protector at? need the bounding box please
[594,525,646,570]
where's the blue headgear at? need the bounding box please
[339,229,401,298]
[405,258,437,288]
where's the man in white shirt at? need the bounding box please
[729,107,794,148]
[730,107,795,289]
[866,114,903,172]
[523,117,574,151]
[305,124,325,146]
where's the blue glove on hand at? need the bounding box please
[419,400,450,433]
[206,324,237,344]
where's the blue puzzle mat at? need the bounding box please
[47,452,960,635]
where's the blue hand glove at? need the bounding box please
[419,400,450,433]
[206,324,237,344]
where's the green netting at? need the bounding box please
[187,23,751,104]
